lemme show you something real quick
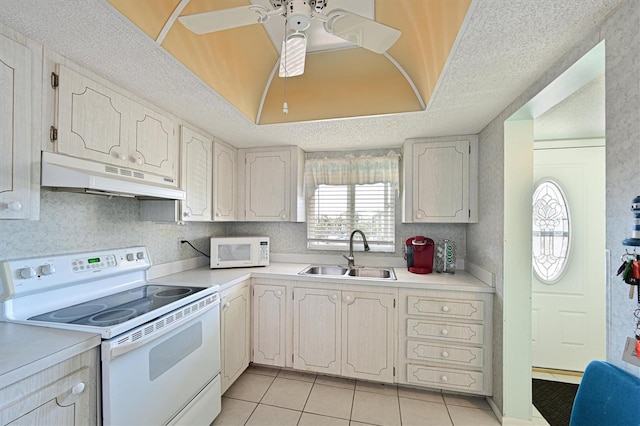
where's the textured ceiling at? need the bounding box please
[0,0,623,151]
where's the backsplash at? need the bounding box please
[0,190,224,264]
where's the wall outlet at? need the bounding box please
[622,337,640,367]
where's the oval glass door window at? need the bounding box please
[532,180,571,283]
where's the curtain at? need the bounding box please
[304,151,400,199]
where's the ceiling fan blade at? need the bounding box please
[178,5,270,34]
[279,32,307,77]
[323,9,401,54]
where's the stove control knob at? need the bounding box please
[126,253,135,261]
[40,264,56,275]
[136,252,145,260]
[19,267,36,279]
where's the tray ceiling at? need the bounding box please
[107,0,471,124]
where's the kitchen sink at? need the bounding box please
[347,267,395,279]
[299,265,349,276]
[298,265,396,280]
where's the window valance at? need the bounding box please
[304,152,400,199]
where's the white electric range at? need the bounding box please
[0,246,221,426]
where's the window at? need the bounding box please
[532,180,571,283]
[307,182,395,251]
[304,153,399,252]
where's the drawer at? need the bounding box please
[407,296,484,321]
[407,319,484,344]
[406,364,484,393]
[406,340,484,368]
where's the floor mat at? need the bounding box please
[532,379,579,426]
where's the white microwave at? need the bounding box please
[210,237,270,269]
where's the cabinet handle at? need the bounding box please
[4,201,22,211]
[415,212,423,219]
[183,211,190,218]
[280,213,287,219]
[441,351,449,358]
[440,375,448,382]
[441,305,450,313]
[223,302,230,309]
[441,328,449,336]
[114,151,126,161]
[71,382,85,395]
[134,155,144,165]
[215,212,221,217]
[331,294,338,300]
[276,290,283,296]
[344,295,353,303]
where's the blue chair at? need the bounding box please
[570,360,640,426]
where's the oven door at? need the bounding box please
[101,297,221,426]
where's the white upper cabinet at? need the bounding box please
[181,126,212,221]
[213,141,237,221]
[0,33,38,220]
[403,136,478,223]
[55,65,178,183]
[237,146,305,222]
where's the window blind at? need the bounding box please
[307,182,395,251]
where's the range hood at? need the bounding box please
[41,151,185,200]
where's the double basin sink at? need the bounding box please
[298,265,396,280]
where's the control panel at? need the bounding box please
[0,247,151,298]
[259,241,269,262]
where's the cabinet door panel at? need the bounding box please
[181,127,212,221]
[244,150,290,221]
[253,284,286,367]
[221,284,250,393]
[410,140,470,222]
[57,65,128,165]
[406,364,484,393]
[293,288,341,375]
[0,34,31,219]
[342,292,394,383]
[406,340,484,368]
[129,103,177,179]
[213,143,236,221]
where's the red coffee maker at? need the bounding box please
[404,236,434,274]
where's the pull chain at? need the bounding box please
[282,19,289,115]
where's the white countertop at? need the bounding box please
[151,262,495,293]
[0,323,101,389]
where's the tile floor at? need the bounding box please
[212,365,501,426]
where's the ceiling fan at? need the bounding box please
[178,0,401,78]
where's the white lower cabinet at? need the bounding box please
[399,289,493,395]
[292,285,395,383]
[252,282,288,367]
[0,348,98,425]
[220,279,251,393]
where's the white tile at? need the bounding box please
[245,404,301,426]
[447,405,501,426]
[223,372,275,402]
[399,397,452,426]
[351,390,401,426]
[278,369,317,382]
[304,383,354,420]
[212,397,257,426]
[398,386,444,404]
[261,377,313,410]
[315,374,356,389]
[443,393,491,410]
[299,412,350,426]
[355,380,398,396]
[247,364,280,377]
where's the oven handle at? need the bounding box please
[102,296,219,362]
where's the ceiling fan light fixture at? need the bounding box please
[279,31,307,77]
[287,0,312,31]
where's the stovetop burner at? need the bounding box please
[28,284,206,327]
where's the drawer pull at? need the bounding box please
[441,351,449,358]
[441,375,448,382]
[441,305,450,312]
[71,382,85,395]
[276,290,283,296]
[441,329,449,336]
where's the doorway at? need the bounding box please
[502,41,606,420]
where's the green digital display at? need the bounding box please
[87,257,100,264]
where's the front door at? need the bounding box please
[532,143,606,372]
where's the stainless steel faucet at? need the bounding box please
[343,229,370,268]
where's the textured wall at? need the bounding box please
[0,190,225,264]
[467,0,640,417]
